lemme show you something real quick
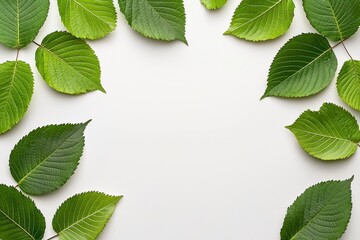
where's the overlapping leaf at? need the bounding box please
[201,0,227,10]
[281,177,353,240]
[0,185,45,240]
[337,60,360,111]
[262,33,337,98]
[53,192,122,240]
[303,0,360,41]
[0,0,49,48]
[119,0,187,43]
[57,0,117,40]
[224,0,295,41]
[10,121,90,195]
[287,103,360,160]
[35,31,104,94]
[0,61,34,134]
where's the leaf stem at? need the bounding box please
[15,49,20,61]
[32,40,41,47]
[46,234,59,240]
[341,41,353,60]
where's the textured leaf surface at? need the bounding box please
[303,0,360,41]
[281,178,353,240]
[287,103,360,160]
[10,121,90,195]
[119,0,187,43]
[58,0,117,39]
[53,192,122,240]
[0,0,49,48]
[200,0,227,10]
[337,60,360,111]
[35,31,104,94]
[0,61,33,134]
[263,33,337,98]
[0,185,45,240]
[224,0,295,41]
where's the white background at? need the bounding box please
[1,0,359,239]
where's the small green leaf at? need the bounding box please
[262,33,337,98]
[57,0,117,40]
[0,0,49,49]
[53,192,122,240]
[0,61,34,134]
[281,177,353,240]
[287,103,360,160]
[337,60,360,111]
[10,121,90,195]
[201,0,227,10]
[119,0,187,43]
[35,31,104,95]
[224,0,295,41]
[0,185,46,240]
[303,0,360,41]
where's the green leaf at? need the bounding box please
[303,0,360,41]
[262,33,337,98]
[53,192,122,240]
[0,61,34,134]
[57,0,117,40]
[10,121,90,195]
[287,103,360,160]
[119,0,187,43]
[35,31,105,95]
[0,0,49,49]
[200,0,227,10]
[281,177,353,240]
[0,185,45,240]
[224,0,295,41]
[337,60,360,111]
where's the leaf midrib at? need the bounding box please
[267,46,333,95]
[229,0,283,31]
[57,200,117,236]
[0,207,35,240]
[17,126,84,186]
[325,0,344,40]
[291,128,357,145]
[68,0,111,26]
[16,0,20,47]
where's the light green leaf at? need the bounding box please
[0,0,49,49]
[57,0,117,40]
[10,121,90,195]
[281,177,353,240]
[53,192,122,240]
[35,31,104,95]
[119,0,187,43]
[224,0,295,41]
[262,33,337,98]
[201,0,227,10]
[337,60,360,111]
[303,0,360,41]
[0,185,45,240]
[287,103,360,160]
[0,61,34,134]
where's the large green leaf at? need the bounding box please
[53,192,122,240]
[337,60,360,111]
[57,0,117,40]
[281,177,353,240]
[200,0,227,10]
[303,0,360,41]
[0,0,49,48]
[10,121,90,195]
[287,103,360,160]
[35,31,104,95]
[224,0,295,41]
[0,61,34,134]
[0,185,45,240]
[119,0,187,43]
[262,33,337,98]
